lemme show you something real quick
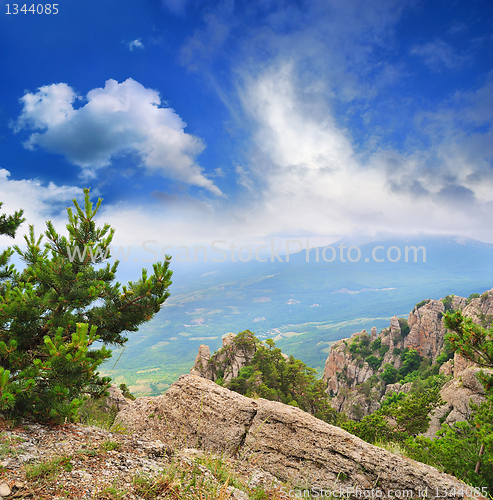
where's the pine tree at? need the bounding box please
[0,201,25,282]
[0,189,172,422]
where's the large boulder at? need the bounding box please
[116,375,482,498]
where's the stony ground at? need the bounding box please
[0,417,284,499]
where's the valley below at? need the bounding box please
[101,236,493,396]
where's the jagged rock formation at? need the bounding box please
[462,290,493,327]
[190,332,257,383]
[406,296,467,361]
[116,374,482,498]
[190,331,289,383]
[323,289,493,420]
[189,344,211,377]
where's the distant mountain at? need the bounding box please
[101,235,493,396]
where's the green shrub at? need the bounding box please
[398,318,410,337]
[366,355,382,371]
[415,299,431,310]
[381,364,397,384]
[398,350,423,379]
[370,338,382,351]
[442,295,455,312]
[119,383,136,401]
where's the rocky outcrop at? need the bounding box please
[406,295,468,362]
[323,288,493,421]
[0,413,280,499]
[189,344,211,378]
[104,384,131,412]
[425,366,492,438]
[190,331,271,383]
[116,375,483,499]
[462,291,493,326]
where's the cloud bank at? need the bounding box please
[174,0,493,241]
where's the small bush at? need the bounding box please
[370,338,382,351]
[25,456,72,481]
[76,397,118,430]
[415,299,431,310]
[381,364,397,385]
[442,295,455,312]
[366,355,382,371]
[398,318,410,337]
[119,383,136,401]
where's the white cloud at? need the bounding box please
[0,169,83,246]
[15,79,221,195]
[235,165,254,192]
[128,39,144,51]
[15,83,78,130]
[183,1,490,242]
[231,63,493,241]
[7,2,493,248]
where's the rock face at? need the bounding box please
[406,297,466,362]
[323,289,493,420]
[425,366,490,438]
[190,332,257,383]
[116,375,481,498]
[462,290,493,326]
[189,344,211,378]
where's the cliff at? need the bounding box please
[323,288,493,420]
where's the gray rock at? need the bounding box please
[225,486,249,499]
[116,375,480,498]
[424,367,490,438]
[105,384,131,412]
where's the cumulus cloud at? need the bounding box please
[15,79,221,195]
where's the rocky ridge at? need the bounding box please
[323,289,493,420]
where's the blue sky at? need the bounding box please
[1,0,493,251]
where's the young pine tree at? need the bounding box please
[0,189,172,422]
[0,201,25,283]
